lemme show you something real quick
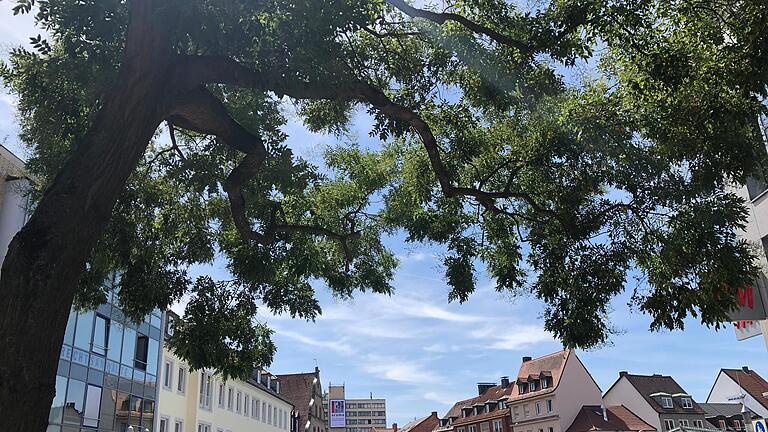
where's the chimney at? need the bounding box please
[432,412,438,418]
[501,376,510,388]
[522,356,532,363]
[619,371,628,377]
[478,383,496,395]
[742,366,750,374]
[393,424,398,432]
[601,405,608,422]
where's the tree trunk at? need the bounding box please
[0,1,177,430]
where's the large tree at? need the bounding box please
[1,0,767,429]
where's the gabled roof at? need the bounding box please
[507,350,570,403]
[276,370,321,430]
[398,412,439,432]
[617,374,706,415]
[452,408,510,426]
[566,405,656,432]
[443,385,516,419]
[720,368,768,411]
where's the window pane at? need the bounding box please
[134,334,148,370]
[143,399,155,428]
[129,396,143,424]
[63,379,85,424]
[49,375,68,424]
[64,310,77,346]
[115,392,130,432]
[100,389,117,431]
[83,385,102,427]
[92,316,108,356]
[147,338,159,375]
[74,311,94,351]
[107,321,124,362]
[121,327,136,366]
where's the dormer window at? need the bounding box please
[518,383,527,394]
[541,378,549,389]
[661,397,673,408]
[498,401,506,410]
[530,380,538,391]
[681,398,693,408]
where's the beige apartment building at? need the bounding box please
[157,313,295,432]
[323,385,387,432]
[507,349,603,432]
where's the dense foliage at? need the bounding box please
[2,0,767,377]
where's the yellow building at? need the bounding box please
[157,313,295,432]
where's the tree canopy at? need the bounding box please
[2,0,767,378]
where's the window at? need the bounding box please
[228,387,234,410]
[664,420,675,431]
[177,366,187,394]
[198,423,211,432]
[160,418,169,432]
[519,384,526,394]
[481,422,490,432]
[513,406,520,420]
[535,402,542,415]
[693,420,704,428]
[83,384,102,427]
[530,381,538,391]
[254,398,260,419]
[718,420,727,430]
[263,402,268,422]
[237,390,242,413]
[218,382,226,408]
[493,420,503,432]
[268,403,273,424]
[245,394,250,416]
[547,399,553,413]
[163,360,174,389]
[274,406,278,426]
[523,404,530,418]
[747,174,768,200]
[456,428,465,432]
[92,315,109,356]
[681,398,693,409]
[679,420,689,427]
[469,426,477,432]
[135,333,149,370]
[64,378,85,424]
[734,420,743,430]
[541,378,549,389]
[199,371,212,409]
[661,397,673,408]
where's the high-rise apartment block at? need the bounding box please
[323,385,387,432]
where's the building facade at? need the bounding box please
[566,405,656,432]
[0,144,32,260]
[706,367,768,419]
[507,350,602,432]
[699,403,754,432]
[603,372,710,432]
[50,283,164,432]
[277,369,328,432]
[323,385,387,432]
[157,313,295,432]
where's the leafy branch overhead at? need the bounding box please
[3,0,768,376]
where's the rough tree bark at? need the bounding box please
[0,1,178,430]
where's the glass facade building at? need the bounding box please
[49,282,164,432]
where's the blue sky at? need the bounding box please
[2,3,767,428]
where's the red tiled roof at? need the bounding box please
[507,350,570,403]
[721,368,768,411]
[399,413,440,432]
[566,405,656,432]
[443,386,516,419]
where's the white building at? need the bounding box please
[706,367,768,419]
[157,312,295,432]
[0,145,31,262]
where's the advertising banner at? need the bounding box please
[330,399,346,428]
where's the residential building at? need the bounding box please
[603,372,709,432]
[706,367,768,419]
[444,379,514,432]
[508,350,603,432]
[323,385,387,432]
[396,412,438,432]
[157,312,295,432]
[277,368,327,432]
[370,424,397,432]
[566,405,656,432]
[699,403,755,432]
[50,280,164,432]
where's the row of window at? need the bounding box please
[659,397,693,409]
[162,359,188,394]
[456,419,504,432]
[346,403,385,409]
[663,419,705,430]
[511,399,553,420]
[346,411,386,417]
[518,378,552,395]
[346,419,387,425]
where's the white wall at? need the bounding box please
[556,352,602,431]
[707,371,768,419]
[603,377,660,431]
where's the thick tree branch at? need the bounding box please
[384,0,531,52]
[166,85,360,263]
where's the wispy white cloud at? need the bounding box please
[362,355,444,384]
[275,328,356,356]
